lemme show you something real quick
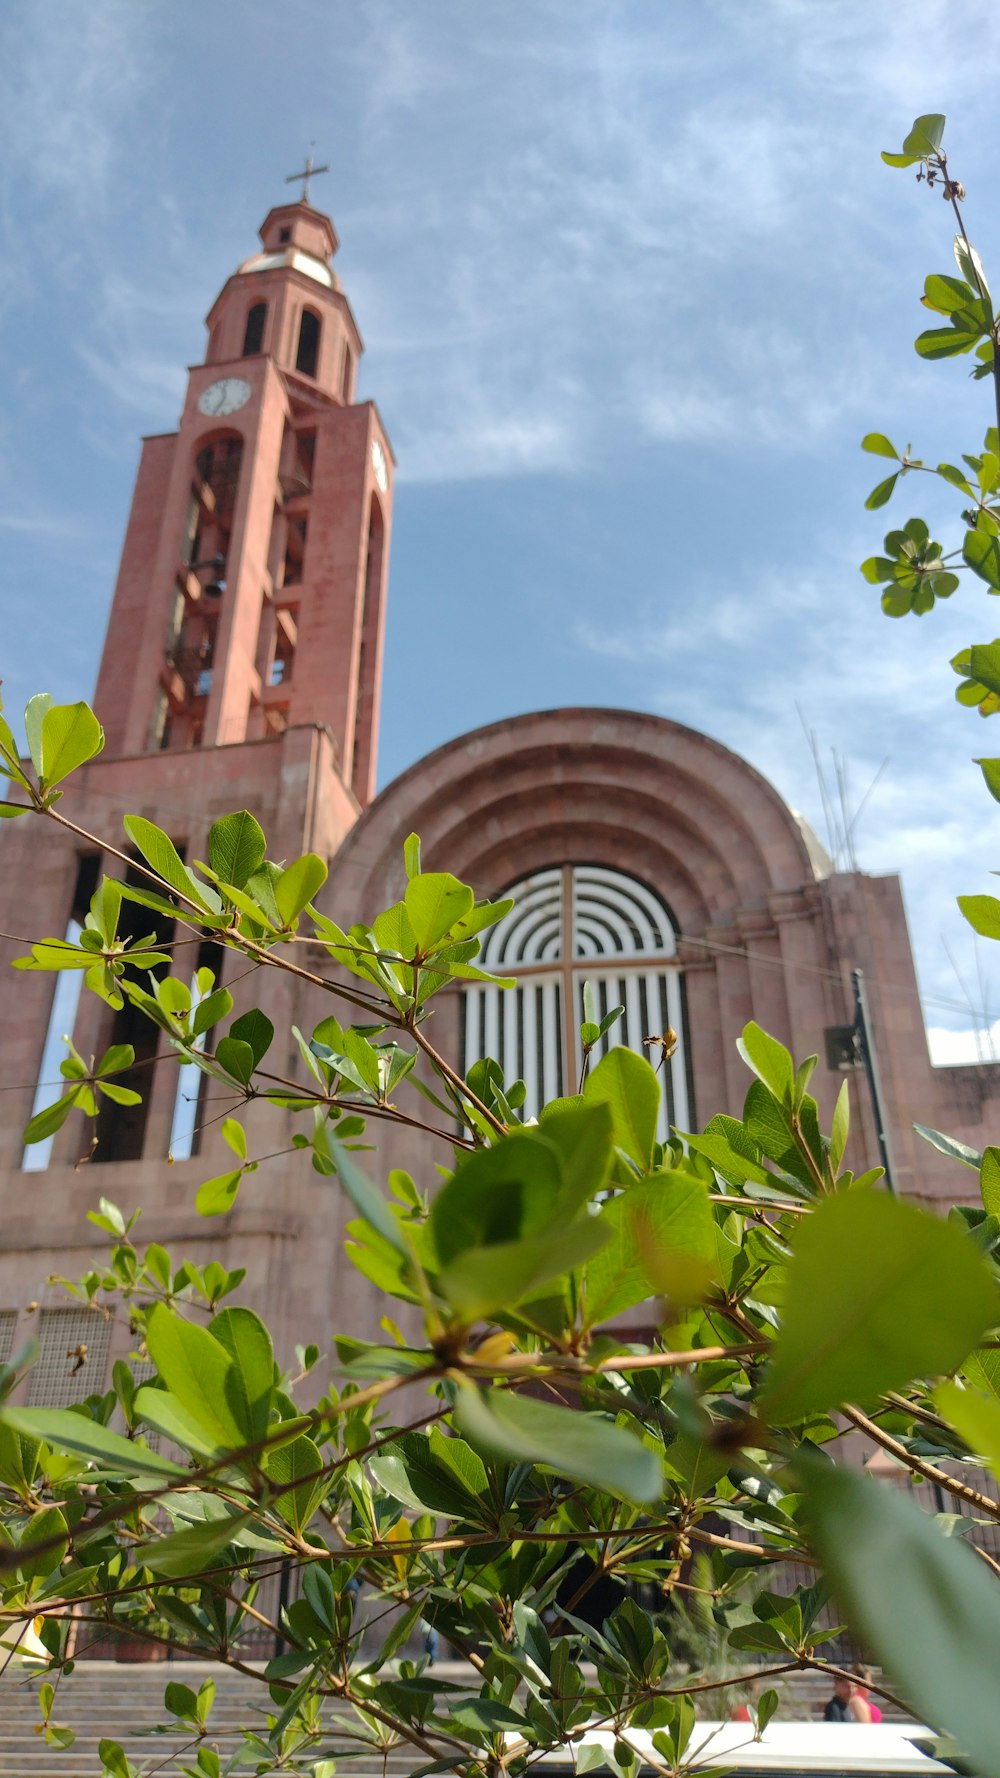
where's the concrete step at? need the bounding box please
[0,1660,908,1778]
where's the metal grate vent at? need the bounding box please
[0,1312,17,1366]
[26,1308,112,1407]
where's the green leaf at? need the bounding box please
[300,1563,337,1629]
[123,817,220,914]
[191,987,233,1037]
[440,1215,610,1320]
[265,1434,328,1533]
[195,1170,243,1217]
[140,1511,254,1578]
[966,641,1000,698]
[539,1100,616,1211]
[0,1406,185,1478]
[934,1380,1000,1484]
[23,1089,80,1144]
[17,1505,68,1585]
[38,701,104,789]
[143,1305,246,1454]
[97,1073,140,1102]
[164,1681,198,1721]
[937,461,974,494]
[133,1387,224,1459]
[660,1429,730,1497]
[207,810,266,890]
[403,832,421,879]
[583,1047,660,1172]
[98,1741,134,1778]
[759,1192,997,1424]
[229,1008,274,1066]
[209,1306,274,1446]
[95,1041,133,1078]
[12,939,94,973]
[965,528,1000,591]
[955,235,991,301]
[757,1689,779,1734]
[861,433,899,460]
[274,852,327,926]
[916,324,983,359]
[903,113,946,158]
[214,1036,254,1086]
[829,1079,850,1175]
[0,705,30,791]
[454,1384,662,1505]
[221,1117,247,1161]
[737,1021,795,1105]
[431,1130,563,1263]
[404,871,475,949]
[865,471,899,510]
[24,692,53,777]
[976,759,1000,805]
[330,1138,406,1252]
[369,1429,489,1519]
[581,1172,717,1327]
[803,1459,1000,1778]
[922,274,978,317]
[959,895,1000,941]
[981,1148,1000,1217]
[912,1124,983,1170]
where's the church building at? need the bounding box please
[1,185,998,1404]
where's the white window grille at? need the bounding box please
[0,1312,17,1366]
[463,864,690,1139]
[26,1308,112,1407]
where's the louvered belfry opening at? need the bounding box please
[462,864,689,1137]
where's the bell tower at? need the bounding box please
[0,181,394,1245]
[92,182,393,803]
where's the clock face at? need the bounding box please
[197,377,252,418]
[371,438,388,493]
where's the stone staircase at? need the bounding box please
[0,1660,909,1777]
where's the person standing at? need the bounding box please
[852,1668,881,1723]
[823,1676,854,1722]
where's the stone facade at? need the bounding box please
[2,194,998,1406]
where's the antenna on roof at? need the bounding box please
[797,706,888,873]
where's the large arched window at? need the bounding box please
[463,864,690,1139]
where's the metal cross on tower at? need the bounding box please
[284,148,330,206]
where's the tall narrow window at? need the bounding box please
[92,861,177,1164]
[282,517,307,586]
[242,302,267,356]
[270,606,297,686]
[352,496,383,792]
[462,865,691,1140]
[22,854,100,1172]
[169,939,224,1160]
[296,309,321,378]
[340,345,353,402]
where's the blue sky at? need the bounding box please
[3,0,1000,1060]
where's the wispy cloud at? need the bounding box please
[0,505,92,539]
[573,533,1000,1038]
[0,2,154,222]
